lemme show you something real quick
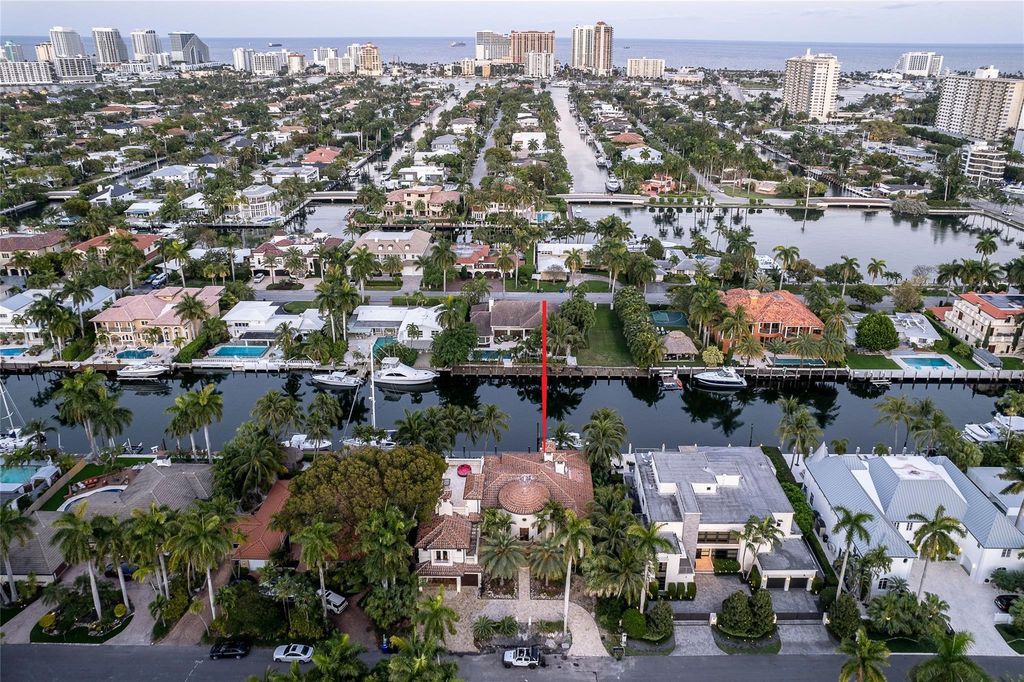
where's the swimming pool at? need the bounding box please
[773,357,826,367]
[651,310,687,326]
[212,345,268,358]
[373,336,398,354]
[0,466,38,485]
[117,349,154,360]
[474,350,512,362]
[901,355,957,370]
[0,347,27,357]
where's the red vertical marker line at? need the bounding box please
[541,299,548,449]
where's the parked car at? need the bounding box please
[503,646,545,669]
[995,594,1019,612]
[253,273,265,284]
[209,640,251,660]
[150,273,168,287]
[104,562,138,580]
[316,588,349,614]
[273,644,314,663]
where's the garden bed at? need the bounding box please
[31,613,134,643]
[530,574,563,600]
[996,624,1024,654]
[711,626,781,654]
[266,281,304,291]
[481,575,517,600]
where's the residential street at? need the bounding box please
[550,88,607,193]
[3,644,1024,681]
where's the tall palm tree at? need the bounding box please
[91,515,132,611]
[251,390,301,437]
[293,521,340,617]
[172,293,209,340]
[356,505,414,590]
[908,505,965,598]
[838,628,890,682]
[556,511,593,636]
[413,589,460,645]
[0,506,33,604]
[129,502,173,598]
[60,276,93,333]
[311,633,367,681]
[475,404,509,451]
[55,368,106,458]
[738,515,784,581]
[436,296,463,330]
[975,233,998,263]
[909,631,986,682]
[52,503,103,620]
[998,465,1024,530]
[478,532,525,586]
[230,425,284,501]
[832,506,874,594]
[866,258,886,284]
[431,239,458,293]
[839,256,861,298]
[94,392,132,449]
[629,520,673,613]
[874,395,912,452]
[166,509,236,619]
[565,248,585,287]
[778,406,823,467]
[582,408,627,484]
[166,392,199,455]
[529,536,565,586]
[161,240,189,287]
[190,384,222,462]
[772,244,799,290]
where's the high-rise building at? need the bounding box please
[35,43,55,62]
[782,50,840,121]
[287,53,306,75]
[252,51,286,76]
[525,52,555,78]
[359,44,383,76]
[168,32,210,64]
[312,47,338,64]
[570,22,613,76]
[936,68,1024,142]
[49,27,86,57]
[326,56,355,75]
[0,61,54,85]
[626,57,665,80]
[149,52,172,69]
[894,51,943,78]
[92,28,129,65]
[961,142,1008,185]
[130,30,162,60]
[54,56,96,83]
[232,47,254,72]
[475,30,510,61]
[2,41,26,62]
[510,31,555,65]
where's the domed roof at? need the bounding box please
[497,476,550,515]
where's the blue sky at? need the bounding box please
[3,1,1022,43]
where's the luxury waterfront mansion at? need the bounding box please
[91,285,223,347]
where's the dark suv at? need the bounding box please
[209,640,252,660]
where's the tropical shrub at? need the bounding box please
[612,286,662,367]
[749,589,775,638]
[991,569,1024,593]
[495,615,518,638]
[472,616,496,643]
[113,603,127,619]
[622,608,647,639]
[855,313,900,351]
[595,597,626,631]
[646,602,674,641]
[713,558,741,575]
[818,586,837,612]
[702,346,724,366]
[1010,598,1024,631]
[687,582,697,600]
[718,591,753,637]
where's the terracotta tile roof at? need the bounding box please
[416,561,476,577]
[611,132,644,145]
[960,292,1024,321]
[481,451,593,517]
[415,514,473,550]
[463,473,484,500]
[74,231,161,259]
[927,306,953,322]
[92,286,222,325]
[0,230,66,252]
[302,146,342,165]
[719,288,823,330]
[232,480,290,561]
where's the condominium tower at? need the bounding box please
[894,51,943,78]
[782,50,840,121]
[525,52,555,78]
[475,31,510,61]
[935,68,1024,142]
[34,43,55,63]
[510,31,555,65]
[1,42,25,62]
[130,30,162,60]
[168,32,210,64]
[571,22,613,76]
[358,44,383,76]
[232,47,254,72]
[626,57,666,80]
[92,28,129,65]
[48,27,86,57]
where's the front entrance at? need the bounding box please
[519,527,530,540]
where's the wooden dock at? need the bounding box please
[449,364,647,379]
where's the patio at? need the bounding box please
[671,575,748,615]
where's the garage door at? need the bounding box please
[789,577,808,590]
[463,573,479,587]
[766,577,787,589]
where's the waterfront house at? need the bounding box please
[396,165,446,187]
[88,183,135,206]
[194,153,231,170]
[382,186,462,220]
[534,242,597,280]
[450,117,477,135]
[415,457,484,592]
[232,480,290,571]
[968,467,1024,524]
[347,305,442,348]
[0,230,66,276]
[0,286,116,343]
[301,146,343,166]
[250,233,344,278]
[620,144,663,165]
[510,131,547,156]
[797,447,1024,596]
[91,285,223,347]
[714,289,823,352]
[237,184,282,223]
[351,229,432,265]
[470,299,551,347]
[65,463,214,520]
[944,292,1024,355]
[263,165,320,186]
[5,512,68,585]
[143,164,200,188]
[452,242,521,277]
[430,134,462,153]
[633,446,819,592]
[222,300,325,338]
[846,312,942,348]
[640,174,678,196]
[73,230,161,262]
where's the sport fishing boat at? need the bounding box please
[692,367,747,390]
[311,370,363,388]
[372,357,438,387]
[963,414,1024,444]
[281,434,333,451]
[117,363,169,380]
[605,175,622,193]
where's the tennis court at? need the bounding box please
[651,310,687,326]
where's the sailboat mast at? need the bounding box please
[369,348,377,429]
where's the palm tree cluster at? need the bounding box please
[776,396,824,467]
[54,368,130,459]
[165,383,224,462]
[394,403,509,454]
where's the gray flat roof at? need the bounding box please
[757,537,818,572]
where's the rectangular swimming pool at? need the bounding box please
[0,466,38,485]
[773,357,826,367]
[0,348,26,357]
[902,356,956,370]
[117,349,153,360]
[212,345,268,358]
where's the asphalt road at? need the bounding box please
[4,645,1024,682]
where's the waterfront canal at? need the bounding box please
[1,371,1007,455]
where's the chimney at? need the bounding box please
[554,458,567,476]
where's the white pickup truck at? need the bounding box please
[502,646,545,669]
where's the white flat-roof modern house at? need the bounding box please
[633,446,820,592]
[797,447,1024,596]
[846,312,942,348]
[347,305,443,348]
[221,300,325,338]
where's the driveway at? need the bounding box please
[671,575,748,615]
[778,623,835,655]
[910,560,1015,656]
[671,625,722,656]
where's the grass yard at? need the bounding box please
[1000,357,1024,370]
[282,301,318,314]
[39,464,104,512]
[576,305,633,367]
[504,279,611,293]
[846,352,900,370]
[996,624,1024,655]
[31,614,133,644]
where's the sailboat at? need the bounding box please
[341,351,397,450]
[0,380,35,452]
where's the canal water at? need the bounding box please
[1,371,1004,455]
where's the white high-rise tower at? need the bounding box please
[130,30,162,60]
[49,26,86,57]
[92,28,129,65]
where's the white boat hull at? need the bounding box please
[693,369,747,389]
[117,365,168,379]
[312,372,362,388]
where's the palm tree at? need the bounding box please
[188,384,222,463]
[293,521,340,618]
[717,305,750,352]
[788,333,821,361]
[413,589,460,645]
[495,245,516,280]
[875,395,912,452]
[565,248,585,287]
[629,521,672,613]
[251,390,301,437]
[356,505,413,590]
[91,515,131,611]
[778,406,823,467]
[998,465,1024,530]
[975,233,998,263]
[529,536,565,587]
[737,514,784,582]
[909,631,986,682]
[867,258,887,284]
[388,633,452,681]
[839,256,861,298]
[475,404,509,451]
[52,503,103,620]
[0,506,33,604]
[161,240,189,287]
[311,633,367,681]
[908,505,966,598]
[129,503,173,598]
[735,334,765,366]
[772,245,799,290]
[166,509,236,619]
[173,293,209,340]
[556,511,593,636]
[347,246,377,298]
[436,296,463,330]
[55,368,106,458]
[838,628,890,682]
[229,426,282,501]
[582,408,627,484]
[60,276,93,333]
[479,532,525,586]
[431,239,458,293]
[832,506,874,594]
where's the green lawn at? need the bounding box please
[504,279,611,293]
[1000,357,1024,370]
[38,464,105,512]
[846,352,900,370]
[282,301,319,314]
[577,305,633,367]
[996,624,1024,654]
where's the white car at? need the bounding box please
[317,588,349,614]
[273,644,314,663]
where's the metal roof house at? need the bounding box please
[797,446,1024,596]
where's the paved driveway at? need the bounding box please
[778,623,835,655]
[671,575,748,615]
[911,560,1015,656]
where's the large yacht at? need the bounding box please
[605,175,622,193]
[281,434,333,451]
[373,357,438,387]
[692,367,747,390]
[963,414,1024,444]
[311,370,363,388]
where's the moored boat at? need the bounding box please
[312,370,363,388]
[117,363,169,379]
[963,414,1024,444]
[373,357,438,387]
[693,367,747,389]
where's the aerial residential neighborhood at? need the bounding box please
[0,2,1024,682]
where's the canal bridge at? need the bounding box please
[553,193,649,205]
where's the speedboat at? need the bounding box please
[373,357,438,387]
[342,432,397,450]
[693,367,747,389]
[117,363,168,379]
[0,428,33,452]
[963,414,1024,444]
[281,434,332,451]
[312,370,363,388]
[605,175,622,193]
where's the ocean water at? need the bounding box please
[4,35,1022,73]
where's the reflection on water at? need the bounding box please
[1,371,1004,455]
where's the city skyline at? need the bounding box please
[2,1,1023,44]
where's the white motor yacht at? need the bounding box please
[605,175,622,193]
[963,414,1024,444]
[693,367,747,389]
[117,363,168,379]
[0,428,33,452]
[281,434,333,451]
[311,370,363,388]
[342,433,398,450]
[372,357,438,387]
